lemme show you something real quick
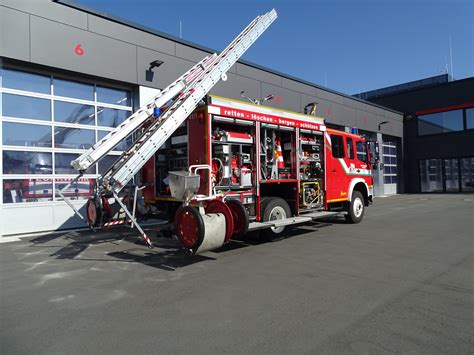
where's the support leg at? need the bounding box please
[113,191,153,249]
[56,174,84,220]
[131,185,146,229]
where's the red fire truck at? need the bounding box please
[67,10,373,255]
[141,95,374,254]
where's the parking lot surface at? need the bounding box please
[1,194,473,354]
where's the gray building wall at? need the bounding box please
[0,0,403,137]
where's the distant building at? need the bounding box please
[360,74,474,193]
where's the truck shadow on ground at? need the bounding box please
[28,226,216,271]
[107,249,215,271]
[27,218,343,271]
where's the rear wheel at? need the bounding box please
[85,198,101,227]
[261,197,292,241]
[345,190,365,224]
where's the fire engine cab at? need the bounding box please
[141,95,374,254]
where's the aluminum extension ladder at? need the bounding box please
[100,9,276,194]
[60,9,278,246]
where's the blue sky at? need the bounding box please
[77,0,473,95]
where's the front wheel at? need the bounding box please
[345,191,365,224]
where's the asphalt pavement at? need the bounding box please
[1,194,473,354]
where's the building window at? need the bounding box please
[382,141,397,184]
[2,93,51,121]
[97,86,131,106]
[1,67,51,94]
[3,151,53,175]
[466,108,474,130]
[98,131,132,151]
[418,109,464,135]
[97,107,131,127]
[2,122,52,148]
[1,66,133,204]
[420,159,443,192]
[54,127,95,149]
[461,158,474,192]
[3,179,53,203]
[55,153,95,175]
[54,78,94,101]
[54,101,95,125]
[444,158,459,192]
[55,178,95,201]
[419,157,474,193]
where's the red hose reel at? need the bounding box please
[175,198,249,254]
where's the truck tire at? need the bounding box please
[261,197,292,241]
[345,190,365,224]
[85,197,101,227]
[225,199,249,239]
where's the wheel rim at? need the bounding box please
[269,206,286,234]
[353,197,364,218]
[178,210,199,247]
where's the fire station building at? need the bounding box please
[0,0,404,237]
[360,74,474,194]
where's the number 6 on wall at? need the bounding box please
[74,44,84,56]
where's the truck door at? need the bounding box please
[355,139,370,172]
[326,133,348,202]
[343,136,357,197]
[355,139,373,191]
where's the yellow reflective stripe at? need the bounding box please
[327,198,349,203]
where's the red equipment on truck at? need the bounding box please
[143,95,374,254]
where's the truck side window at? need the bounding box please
[346,137,354,159]
[331,135,344,158]
[356,141,368,163]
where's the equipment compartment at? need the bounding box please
[299,131,324,210]
[211,119,255,190]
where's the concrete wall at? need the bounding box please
[0,0,403,137]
